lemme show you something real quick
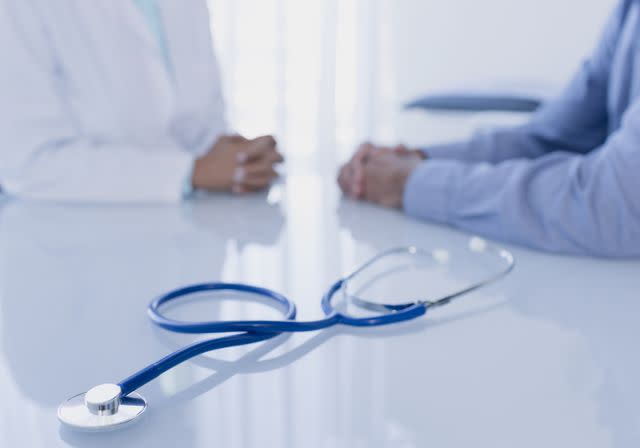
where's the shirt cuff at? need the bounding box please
[420,141,472,160]
[402,160,462,224]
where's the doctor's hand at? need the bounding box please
[337,142,424,201]
[192,135,284,193]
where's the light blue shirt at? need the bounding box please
[404,0,640,257]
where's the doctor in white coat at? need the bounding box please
[0,0,283,202]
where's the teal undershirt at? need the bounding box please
[133,0,172,72]
[133,0,194,197]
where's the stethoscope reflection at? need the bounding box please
[115,244,509,448]
[496,254,640,447]
[0,203,216,403]
[335,199,516,443]
[150,295,505,409]
[338,199,640,446]
[0,196,285,447]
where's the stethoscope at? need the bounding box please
[58,237,514,431]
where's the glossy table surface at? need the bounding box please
[0,174,639,448]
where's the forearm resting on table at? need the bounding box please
[405,132,640,257]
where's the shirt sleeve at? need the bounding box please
[404,96,640,257]
[0,0,195,203]
[423,0,628,164]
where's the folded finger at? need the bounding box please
[237,135,277,163]
[261,147,284,164]
[345,163,362,198]
[236,162,279,179]
[234,167,277,186]
[272,148,285,163]
[352,165,364,198]
[339,163,357,197]
[232,177,275,194]
[353,142,376,165]
[221,134,248,145]
[235,175,276,191]
[337,166,348,191]
[245,169,278,185]
[393,144,410,155]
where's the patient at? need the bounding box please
[338,0,640,257]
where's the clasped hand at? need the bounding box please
[192,135,423,205]
[192,135,284,194]
[337,142,424,208]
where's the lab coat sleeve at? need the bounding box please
[403,98,640,258]
[423,0,626,164]
[0,1,195,203]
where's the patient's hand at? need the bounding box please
[361,149,423,208]
[192,135,284,193]
[337,142,424,207]
[337,142,377,199]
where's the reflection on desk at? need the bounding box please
[0,184,639,447]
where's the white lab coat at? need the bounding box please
[0,0,227,202]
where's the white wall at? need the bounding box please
[208,0,618,165]
[386,0,616,99]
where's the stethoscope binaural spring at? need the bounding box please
[57,237,514,431]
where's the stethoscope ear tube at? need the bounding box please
[343,240,515,313]
[321,279,429,327]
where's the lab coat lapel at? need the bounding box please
[56,1,176,141]
[158,2,190,104]
[112,1,177,140]
[159,1,214,151]
[119,1,177,97]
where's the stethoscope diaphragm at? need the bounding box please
[58,384,146,431]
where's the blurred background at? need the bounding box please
[208,0,616,172]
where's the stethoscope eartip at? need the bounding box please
[58,384,146,431]
[469,237,489,252]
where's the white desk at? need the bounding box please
[0,174,638,448]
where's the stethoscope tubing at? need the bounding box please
[117,241,513,398]
[119,279,428,396]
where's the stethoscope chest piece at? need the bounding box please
[58,384,147,431]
